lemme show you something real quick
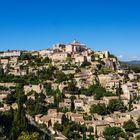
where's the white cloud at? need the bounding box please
[117,55,123,58]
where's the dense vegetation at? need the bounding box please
[53,120,94,140]
[90,99,126,115]
[121,61,140,73]
[0,84,51,140]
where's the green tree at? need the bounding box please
[128,99,133,111]
[53,88,63,105]
[42,57,51,63]
[88,127,94,132]
[116,81,123,98]
[79,124,87,133]
[81,61,91,67]
[89,132,94,140]
[67,81,78,94]
[66,56,72,64]
[123,120,136,132]
[0,109,14,138]
[44,83,53,96]
[17,131,39,140]
[26,98,36,116]
[34,93,47,115]
[11,84,28,140]
[55,71,68,83]
[18,52,32,60]
[103,127,125,140]
[90,103,107,115]
[0,66,4,78]
[70,101,75,112]
[70,95,76,111]
[53,122,63,132]
[83,132,86,140]
[5,93,16,104]
[107,99,125,113]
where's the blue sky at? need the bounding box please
[0,0,140,61]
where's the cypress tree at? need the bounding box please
[10,84,27,140]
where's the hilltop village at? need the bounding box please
[0,40,140,140]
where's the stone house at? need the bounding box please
[94,51,109,59]
[126,109,140,123]
[62,69,76,75]
[0,83,16,88]
[0,58,9,65]
[88,100,106,106]
[35,110,66,127]
[105,80,120,93]
[8,65,21,76]
[104,117,122,127]
[59,99,71,109]
[98,74,112,87]
[103,96,119,105]
[31,51,39,56]
[66,112,84,124]
[24,84,44,95]
[0,90,11,101]
[74,99,84,110]
[73,54,87,65]
[0,50,21,57]
[65,40,86,53]
[50,52,68,62]
[47,109,65,126]
[47,109,57,116]
[53,44,66,52]
[51,83,59,91]
[0,104,11,112]
[10,56,18,62]
[35,114,51,127]
[93,120,109,137]
[39,49,54,58]
[74,72,95,88]
[122,82,138,100]
[111,112,131,124]
[50,112,65,126]
[128,73,138,81]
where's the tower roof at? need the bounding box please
[69,40,85,46]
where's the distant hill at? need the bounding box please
[120,60,140,73]
[123,60,140,65]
